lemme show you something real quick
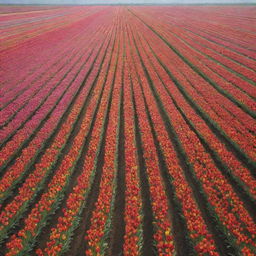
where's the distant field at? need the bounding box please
[0,5,255,256]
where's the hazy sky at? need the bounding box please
[0,0,255,4]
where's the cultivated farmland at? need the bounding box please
[0,5,255,256]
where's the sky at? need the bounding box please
[0,0,255,4]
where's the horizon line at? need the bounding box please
[1,2,256,5]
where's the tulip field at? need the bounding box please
[0,4,256,256]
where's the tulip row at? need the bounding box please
[173,8,255,53]
[125,25,176,255]
[0,26,83,108]
[0,9,110,126]
[0,25,110,207]
[1,46,70,110]
[1,30,63,96]
[196,19,254,52]
[0,49,87,140]
[1,6,255,256]
[0,69,84,246]
[122,49,143,255]
[135,8,256,195]
[156,31,256,161]
[0,24,109,171]
[0,7,107,100]
[140,32,256,200]
[171,27,256,84]
[137,7,256,76]
[138,9,256,100]
[137,17,256,168]
[0,14,110,136]
[162,25,256,98]
[139,6,256,53]
[0,25,96,125]
[182,18,255,59]
[84,28,122,256]
[131,20,256,200]
[175,19,255,70]
[0,9,114,232]
[0,30,112,248]
[0,54,88,173]
[152,6,256,72]
[126,22,220,255]
[128,17,256,254]
[127,23,219,255]
[186,32,256,72]
[1,7,101,51]
[197,6,255,31]
[167,35,256,111]
[0,5,59,14]
[34,21,118,256]
[0,8,112,130]
[137,9,256,119]
[3,29,116,255]
[129,9,256,164]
